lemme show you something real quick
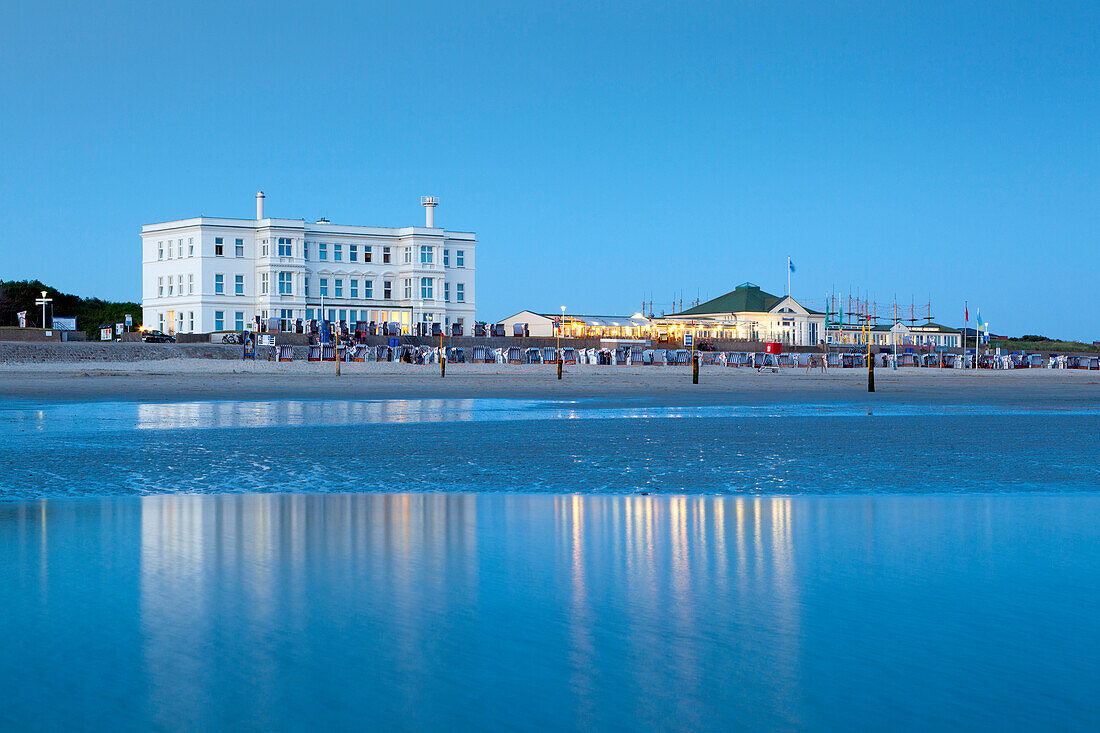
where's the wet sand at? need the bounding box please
[1,356,1097,408]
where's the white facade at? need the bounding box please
[142,194,476,334]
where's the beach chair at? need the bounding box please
[561,347,577,365]
[308,345,322,362]
[525,347,542,364]
[507,347,523,364]
[541,347,557,363]
[275,344,294,362]
[629,346,643,364]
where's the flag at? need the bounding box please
[17,310,27,328]
[965,302,969,322]
[976,310,985,330]
[788,258,796,273]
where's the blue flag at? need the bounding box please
[788,259,796,273]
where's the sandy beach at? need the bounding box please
[1,343,1097,407]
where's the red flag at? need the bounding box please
[965,302,969,322]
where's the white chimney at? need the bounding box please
[256,191,265,220]
[421,196,438,228]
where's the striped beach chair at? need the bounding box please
[561,347,577,364]
[308,345,322,362]
[507,347,523,364]
[541,346,557,363]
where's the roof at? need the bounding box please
[547,314,650,328]
[668,282,822,316]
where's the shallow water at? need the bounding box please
[1,493,1098,730]
[0,398,1097,499]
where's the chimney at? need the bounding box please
[421,196,438,228]
[256,191,265,220]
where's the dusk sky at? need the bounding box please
[2,1,1097,338]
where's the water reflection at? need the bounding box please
[3,494,1099,730]
[4,398,1096,439]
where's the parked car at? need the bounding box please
[142,330,176,343]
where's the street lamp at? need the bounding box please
[34,290,52,329]
[558,305,566,352]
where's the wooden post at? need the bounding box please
[868,347,875,392]
[557,358,563,380]
[693,353,699,384]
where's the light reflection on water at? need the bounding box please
[1,493,1097,730]
[2,398,1098,435]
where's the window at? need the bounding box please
[334,244,342,262]
[404,279,412,299]
[177,240,183,258]
[168,278,174,296]
[236,238,244,257]
[278,272,293,295]
[334,279,343,298]
[214,274,224,294]
[383,246,391,264]
[262,241,268,256]
[278,237,292,257]
[364,246,372,263]
[188,274,194,294]
[158,242,164,260]
[319,243,327,260]
[349,245,358,262]
[383,280,392,299]
[456,250,464,267]
[235,275,244,295]
[188,312,194,331]
[157,277,163,297]
[261,272,269,295]
[235,312,244,331]
[178,275,184,295]
[420,245,433,264]
[457,283,465,302]
[444,282,450,302]
[188,239,194,256]
[443,249,449,266]
[364,280,373,299]
[215,311,224,331]
[158,313,164,330]
[320,278,328,297]
[215,237,224,256]
[166,242,172,260]
[304,243,310,260]
[404,247,412,264]
[350,279,359,298]
[304,277,310,297]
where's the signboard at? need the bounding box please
[389,337,399,348]
[17,311,27,328]
[258,334,276,347]
[115,323,125,336]
[683,333,693,348]
[52,317,76,331]
[125,314,133,328]
[99,327,113,341]
[765,342,783,355]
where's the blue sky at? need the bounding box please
[1,1,1097,338]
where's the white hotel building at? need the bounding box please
[141,193,476,335]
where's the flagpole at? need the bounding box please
[787,257,791,297]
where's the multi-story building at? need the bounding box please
[141,193,476,335]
